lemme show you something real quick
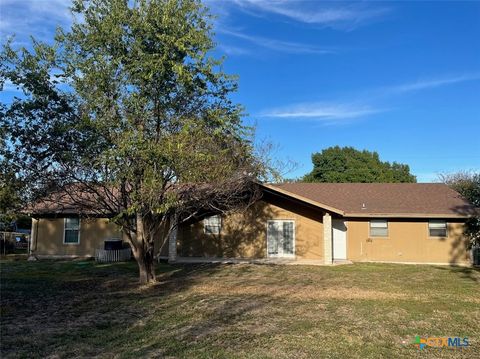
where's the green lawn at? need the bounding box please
[1,258,479,358]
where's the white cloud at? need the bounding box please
[388,73,480,93]
[219,29,335,54]
[2,79,22,93]
[261,102,384,123]
[230,0,390,30]
[217,43,252,56]
[259,71,480,125]
[0,0,72,43]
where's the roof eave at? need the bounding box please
[260,183,345,215]
[344,212,472,219]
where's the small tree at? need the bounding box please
[303,146,416,183]
[440,171,480,247]
[1,0,269,283]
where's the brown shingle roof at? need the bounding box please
[23,183,123,216]
[267,183,476,218]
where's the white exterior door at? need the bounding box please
[267,220,295,258]
[332,219,347,260]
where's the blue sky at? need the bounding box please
[1,1,479,182]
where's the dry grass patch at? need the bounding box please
[189,282,409,300]
[1,259,479,358]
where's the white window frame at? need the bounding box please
[428,220,448,237]
[369,219,388,238]
[266,219,296,258]
[203,215,221,235]
[63,217,81,245]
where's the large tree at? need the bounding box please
[1,0,270,283]
[303,146,416,183]
[440,171,480,246]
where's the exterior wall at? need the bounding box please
[346,219,470,264]
[32,217,122,257]
[177,194,325,260]
[30,204,471,265]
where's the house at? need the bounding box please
[28,183,477,265]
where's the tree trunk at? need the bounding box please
[136,249,156,284]
[133,213,156,284]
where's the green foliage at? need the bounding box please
[1,0,266,281]
[0,164,27,229]
[1,0,261,212]
[0,168,20,214]
[303,146,416,183]
[441,172,480,246]
[442,172,480,208]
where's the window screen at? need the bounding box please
[369,220,388,237]
[429,220,447,237]
[204,215,221,234]
[64,218,80,244]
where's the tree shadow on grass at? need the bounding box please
[432,265,480,283]
[2,259,293,358]
[0,259,229,358]
[131,263,276,357]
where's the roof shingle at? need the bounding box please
[270,183,476,218]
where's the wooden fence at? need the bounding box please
[95,248,132,263]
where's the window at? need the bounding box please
[64,218,80,244]
[429,220,447,237]
[204,215,221,234]
[369,220,388,237]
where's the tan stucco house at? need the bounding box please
[29,183,477,266]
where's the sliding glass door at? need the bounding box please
[267,220,295,258]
